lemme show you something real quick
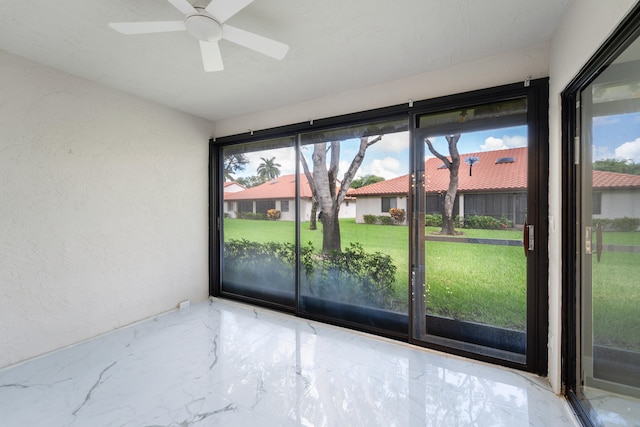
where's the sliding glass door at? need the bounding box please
[571,30,640,424]
[213,80,548,372]
[297,118,409,335]
[410,85,548,370]
[218,117,411,335]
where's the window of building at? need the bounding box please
[592,192,601,215]
[381,197,397,212]
[281,200,289,212]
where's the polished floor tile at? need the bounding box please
[0,298,579,426]
[584,388,640,427]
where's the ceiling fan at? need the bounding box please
[108,0,289,72]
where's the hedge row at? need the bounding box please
[593,217,640,232]
[235,210,282,220]
[223,239,399,309]
[425,214,513,230]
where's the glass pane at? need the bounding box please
[221,137,297,306]
[417,98,528,361]
[579,36,640,423]
[298,118,410,334]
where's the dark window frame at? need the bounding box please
[381,197,397,212]
[210,78,549,372]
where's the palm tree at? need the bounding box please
[257,157,281,180]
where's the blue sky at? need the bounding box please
[592,112,640,162]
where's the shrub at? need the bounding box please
[425,214,463,228]
[595,217,640,232]
[223,239,399,309]
[311,242,398,308]
[266,209,281,220]
[425,214,442,227]
[378,215,394,225]
[462,215,512,230]
[236,212,267,220]
[363,214,397,225]
[389,208,406,224]
[363,214,377,224]
[611,217,640,232]
[593,218,613,231]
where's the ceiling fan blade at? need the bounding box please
[222,25,289,60]
[200,41,224,71]
[167,0,197,16]
[109,21,186,35]
[205,0,254,23]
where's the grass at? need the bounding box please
[223,218,639,350]
[592,251,640,351]
[425,241,525,330]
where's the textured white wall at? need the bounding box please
[548,0,637,394]
[0,51,212,368]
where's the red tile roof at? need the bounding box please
[224,181,245,190]
[348,174,410,195]
[350,147,529,195]
[224,150,640,200]
[593,170,640,189]
[224,174,310,200]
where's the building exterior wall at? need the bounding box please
[224,198,354,222]
[355,195,408,223]
[595,190,640,219]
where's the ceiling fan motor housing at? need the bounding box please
[185,13,222,42]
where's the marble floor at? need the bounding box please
[0,298,579,426]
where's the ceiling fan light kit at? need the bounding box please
[108,0,288,72]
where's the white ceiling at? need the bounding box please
[0,0,570,123]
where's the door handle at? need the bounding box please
[596,222,603,262]
[523,222,534,256]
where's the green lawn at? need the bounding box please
[223,218,639,349]
[592,251,640,351]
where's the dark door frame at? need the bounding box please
[408,80,549,374]
[561,3,640,425]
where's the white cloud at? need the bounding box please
[481,137,507,150]
[480,135,527,151]
[360,157,402,179]
[615,138,640,162]
[367,131,410,154]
